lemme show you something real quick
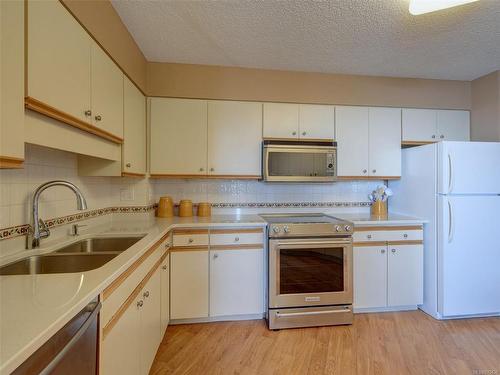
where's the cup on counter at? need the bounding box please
[157,196,174,217]
[178,200,193,217]
[197,202,211,217]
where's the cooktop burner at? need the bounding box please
[260,214,353,238]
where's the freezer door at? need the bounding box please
[438,195,500,317]
[438,141,500,195]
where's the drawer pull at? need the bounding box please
[391,249,396,253]
[188,238,194,243]
[162,265,167,270]
[367,234,372,239]
[143,291,150,298]
[137,300,143,308]
[403,233,408,238]
[234,237,240,242]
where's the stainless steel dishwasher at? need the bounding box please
[12,298,101,375]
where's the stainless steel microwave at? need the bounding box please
[262,141,337,182]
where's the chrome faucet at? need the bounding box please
[27,180,88,249]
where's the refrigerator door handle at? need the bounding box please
[447,153,453,194]
[448,199,454,243]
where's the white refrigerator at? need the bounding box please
[390,141,500,319]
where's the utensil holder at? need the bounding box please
[371,200,388,218]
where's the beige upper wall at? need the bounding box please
[61,0,147,93]
[147,62,471,110]
[471,71,500,141]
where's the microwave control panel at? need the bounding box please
[326,152,336,176]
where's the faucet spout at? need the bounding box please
[27,180,88,249]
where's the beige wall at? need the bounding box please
[147,63,471,109]
[61,0,147,93]
[471,71,500,141]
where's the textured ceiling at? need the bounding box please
[111,0,500,81]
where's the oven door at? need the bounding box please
[269,237,352,308]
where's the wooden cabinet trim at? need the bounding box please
[0,156,24,169]
[102,232,170,300]
[354,240,423,247]
[173,229,209,235]
[25,96,124,144]
[337,176,401,180]
[102,251,168,339]
[121,172,146,177]
[210,244,264,251]
[150,174,261,180]
[210,229,263,234]
[355,225,423,232]
[401,141,436,146]
[353,241,388,247]
[170,246,209,252]
[387,240,423,246]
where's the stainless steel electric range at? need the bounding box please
[261,213,354,330]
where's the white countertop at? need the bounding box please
[336,213,427,226]
[0,214,266,375]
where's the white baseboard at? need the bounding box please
[169,313,265,325]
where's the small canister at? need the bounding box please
[178,199,193,217]
[157,196,174,217]
[197,202,211,217]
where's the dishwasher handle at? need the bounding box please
[39,301,101,375]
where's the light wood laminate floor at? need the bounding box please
[150,311,500,375]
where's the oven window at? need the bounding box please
[279,247,344,294]
[268,152,333,177]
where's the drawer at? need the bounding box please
[173,233,209,247]
[354,229,423,243]
[210,232,264,246]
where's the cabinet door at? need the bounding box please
[353,246,387,309]
[170,250,209,319]
[263,103,299,139]
[298,104,335,140]
[210,248,264,316]
[91,42,124,139]
[387,245,423,307]
[150,98,208,175]
[140,268,162,375]
[160,254,170,335]
[402,109,437,142]
[368,107,401,177]
[27,0,91,123]
[101,299,141,375]
[436,110,470,141]
[207,101,262,176]
[336,106,369,177]
[123,77,146,174]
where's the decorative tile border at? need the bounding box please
[0,205,156,241]
[0,201,370,241]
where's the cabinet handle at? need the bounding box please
[213,253,218,259]
[162,265,167,270]
[126,163,131,168]
[292,131,297,136]
[164,242,170,249]
[143,291,150,298]
[363,169,367,174]
[432,135,436,139]
[381,249,385,254]
[188,238,194,243]
[391,248,396,253]
[302,132,306,136]
[210,168,214,172]
[372,169,377,174]
[199,167,204,172]
[95,115,102,121]
[137,300,143,308]
[440,135,444,139]
[403,233,408,238]
[84,110,92,117]
[234,237,240,242]
[367,234,372,239]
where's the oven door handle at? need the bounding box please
[276,308,351,318]
[275,240,351,247]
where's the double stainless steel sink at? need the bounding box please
[0,236,145,275]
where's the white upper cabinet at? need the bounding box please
[402,108,470,143]
[91,42,124,139]
[263,103,299,139]
[123,77,146,175]
[149,98,208,176]
[368,107,401,177]
[436,110,470,141]
[27,0,92,123]
[207,101,262,177]
[336,106,370,177]
[298,104,335,140]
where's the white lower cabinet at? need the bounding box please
[101,266,162,375]
[210,248,264,316]
[170,250,209,319]
[354,243,423,311]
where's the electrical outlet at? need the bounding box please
[120,187,134,202]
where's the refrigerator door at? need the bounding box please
[438,141,500,195]
[438,195,500,317]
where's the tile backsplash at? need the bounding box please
[0,144,154,229]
